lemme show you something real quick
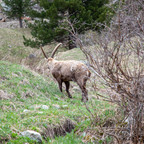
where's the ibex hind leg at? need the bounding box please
[81,88,88,102]
[64,81,72,98]
[77,79,88,102]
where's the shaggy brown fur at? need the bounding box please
[41,43,91,102]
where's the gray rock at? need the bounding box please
[30,105,49,110]
[20,130,42,143]
[41,105,49,110]
[62,105,68,108]
[52,104,60,109]
[23,109,30,113]
[37,111,43,114]
[29,54,36,59]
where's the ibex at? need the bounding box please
[40,43,91,102]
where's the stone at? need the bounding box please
[20,130,42,143]
[62,105,68,108]
[23,109,30,113]
[29,54,36,59]
[30,105,49,110]
[37,111,43,114]
[52,104,60,109]
[41,105,49,110]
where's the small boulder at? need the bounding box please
[62,105,68,108]
[20,130,42,143]
[37,111,43,114]
[30,105,49,110]
[52,104,60,109]
[41,105,49,110]
[23,109,30,113]
[29,54,36,59]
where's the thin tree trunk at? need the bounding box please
[68,33,76,49]
[19,17,23,28]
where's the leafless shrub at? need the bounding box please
[59,0,144,142]
[79,0,144,143]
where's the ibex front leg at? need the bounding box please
[57,78,63,92]
[64,81,72,98]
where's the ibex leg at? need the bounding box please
[77,79,88,102]
[64,81,72,98]
[57,79,63,92]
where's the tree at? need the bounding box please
[2,0,34,28]
[23,0,113,49]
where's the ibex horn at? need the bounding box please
[51,43,62,58]
[40,46,48,59]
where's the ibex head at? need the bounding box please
[40,43,62,69]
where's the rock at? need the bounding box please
[52,104,60,109]
[29,54,36,59]
[23,109,30,113]
[41,105,49,110]
[20,130,42,143]
[62,105,68,108]
[37,111,43,114]
[30,105,49,110]
[8,45,11,48]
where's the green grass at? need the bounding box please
[0,28,115,143]
[56,48,85,61]
[0,61,115,143]
[0,61,114,143]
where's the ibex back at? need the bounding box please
[40,43,91,102]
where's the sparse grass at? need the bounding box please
[0,28,115,143]
[0,28,33,63]
[0,28,67,67]
[56,48,85,61]
[0,61,114,143]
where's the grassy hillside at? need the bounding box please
[0,61,114,144]
[0,28,32,62]
[0,28,115,143]
[0,61,114,143]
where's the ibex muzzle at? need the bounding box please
[40,43,91,102]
